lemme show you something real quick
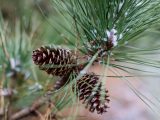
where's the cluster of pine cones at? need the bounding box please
[32,45,110,114]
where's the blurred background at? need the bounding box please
[0,0,160,120]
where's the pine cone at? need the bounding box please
[74,73,110,114]
[32,46,76,76]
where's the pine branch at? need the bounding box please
[37,0,160,116]
[53,0,160,55]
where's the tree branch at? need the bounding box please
[10,97,46,120]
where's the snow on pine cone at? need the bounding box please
[74,73,110,114]
[32,45,77,76]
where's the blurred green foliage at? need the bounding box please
[0,1,78,119]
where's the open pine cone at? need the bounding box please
[74,73,110,114]
[32,46,77,76]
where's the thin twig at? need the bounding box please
[73,15,81,55]
[0,22,10,60]
[10,97,46,120]
[0,65,6,117]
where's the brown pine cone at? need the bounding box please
[74,73,110,114]
[32,46,76,76]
